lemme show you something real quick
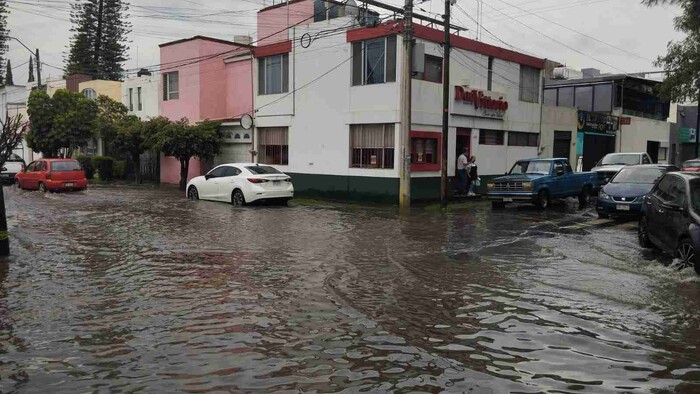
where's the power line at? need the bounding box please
[480,1,627,73]
[490,0,654,63]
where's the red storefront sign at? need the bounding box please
[454,86,509,112]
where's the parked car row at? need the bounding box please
[488,152,700,275]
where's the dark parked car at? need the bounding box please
[639,172,700,274]
[597,164,678,219]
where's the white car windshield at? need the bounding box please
[599,154,641,166]
[510,161,552,175]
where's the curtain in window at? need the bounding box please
[364,38,385,85]
[258,127,289,165]
[350,124,394,168]
[266,56,282,94]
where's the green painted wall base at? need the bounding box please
[287,172,506,203]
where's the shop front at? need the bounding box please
[576,111,618,171]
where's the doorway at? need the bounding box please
[456,128,471,175]
[582,133,616,171]
[647,140,660,163]
[553,131,572,159]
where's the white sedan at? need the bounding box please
[186,163,294,205]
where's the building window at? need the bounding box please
[414,55,442,83]
[544,89,557,106]
[82,88,97,100]
[479,130,504,145]
[163,71,179,101]
[519,65,539,103]
[558,87,574,107]
[659,147,668,161]
[411,132,441,171]
[137,87,143,111]
[258,127,288,165]
[352,36,397,86]
[314,0,343,22]
[487,56,494,91]
[258,54,289,95]
[350,124,395,169]
[508,131,539,147]
[593,84,612,112]
[128,88,134,111]
[575,86,593,112]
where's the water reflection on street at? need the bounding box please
[0,185,698,392]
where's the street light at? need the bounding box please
[7,36,41,89]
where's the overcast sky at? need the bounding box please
[5,0,686,85]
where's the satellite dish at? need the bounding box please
[240,114,253,130]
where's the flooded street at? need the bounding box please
[0,185,698,393]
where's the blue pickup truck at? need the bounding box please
[487,158,600,209]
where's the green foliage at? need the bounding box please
[4,59,12,85]
[75,154,94,179]
[27,56,34,83]
[92,156,114,181]
[112,115,146,157]
[150,118,225,163]
[148,117,224,189]
[112,159,126,179]
[26,89,98,157]
[96,95,127,153]
[643,0,700,101]
[65,0,131,80]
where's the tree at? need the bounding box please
[0,1,8,86]
[4,59,12,85]
[65,0,131,80]
[27,56,34,83]
[95,94,127,155]
[643,0,700,101]
[112,115,149,184]
[149,117,224,191]
[26,89,98,157]
[0,115,27,256]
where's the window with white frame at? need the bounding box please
[350,124,395,169]
[352,36,397,86]
[82,88,97,100]
[258,54,289,95]
[519,65,539,103]
[163,71,179,101]
[258,127,288,165]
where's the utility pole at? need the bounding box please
[35,49,41,89]
[399,0,413,210]
[695,79,700,159]
[440,0,453,208]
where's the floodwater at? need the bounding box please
[0,185,698,393]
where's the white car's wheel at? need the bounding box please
[231,189,246,206]
[187,185,199,200]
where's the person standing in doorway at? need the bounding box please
[467,156,479,196]
[457,147,469,195]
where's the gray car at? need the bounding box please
[591,152,654,184]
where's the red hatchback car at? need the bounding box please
[16,159,88,192]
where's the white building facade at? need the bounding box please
[121,74,160,120]
[252,3,544,201]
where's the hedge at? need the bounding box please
[75,154,94,179]
[92,156,114,181]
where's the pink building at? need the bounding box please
[158,36,253,185]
